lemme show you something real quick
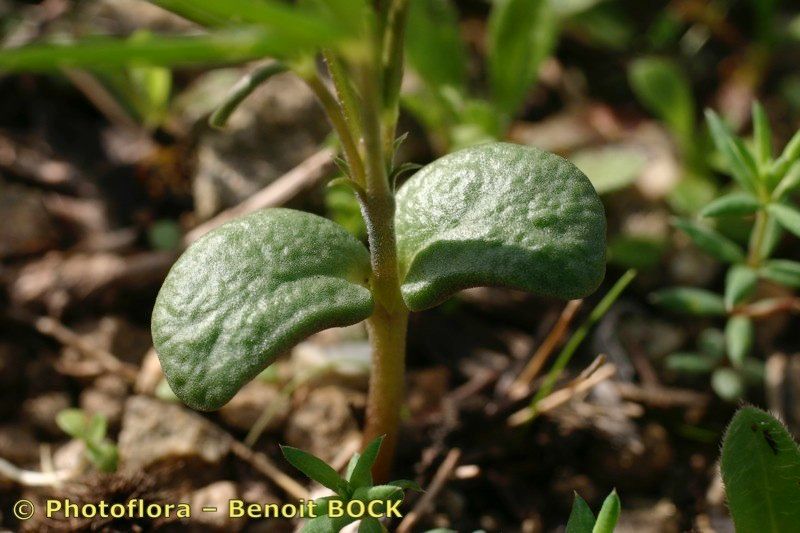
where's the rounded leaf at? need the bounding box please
[395,142,606,311]
[152,208,373,410]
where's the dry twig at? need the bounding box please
[396,448,461,533]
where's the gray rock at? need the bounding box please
[284,386,359,463]
[190,481,245,532]
[218,381,289,433]
[118,396,231,471]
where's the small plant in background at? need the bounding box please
[56,409,118,473]
[281,436,420,532]
[720,406,800,531]
[565,490,621,533]
[652,102,800,400]
[0,1,607,486]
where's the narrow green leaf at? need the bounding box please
[705,109,758,192]
[147,0,349,42]
[406,0,467,91]
[673,218,746,263]
[395,142,606,311]
[0,30,315,72]
[592,490,621,533]
[760,259,800,288]
[650,287,726,316]
[352,485,404,503]
[711,368,745,401]
[488,0,557,115]
[388,479,423,491]
[628,57,694,147]
[85,414,108,443]
[752,101,773,168]
[772,161,800,199]
[664,353,717,374]
[721,407,800,532]
[725,315,754,367]
[152,208,373,410]
[348,435,384,489]
[281,445,349,496]
[700,192,759,218]
[344,453,361,482]
[767,203,800,238]
[771,129,800,179]
[210,62,288,128]
[565,492,595,533]
[724,265,758,310]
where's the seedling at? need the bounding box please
[281,435,420,532]
[720,406,800,531]
[653,102,800,398]
[56,409,118,473]
[565,490,621,533]
[0,1,607,478]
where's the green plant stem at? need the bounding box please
[380,0,409,160]
[304,73,366,186]
[529,269,637,418]
[357,0,410,481]
[748,209,769,267]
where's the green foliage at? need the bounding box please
[395,143,606,311]
[628,57,694,149]
[721,407,800,532]
[281,436,420,532]
[655,103,800,399]
[151,209,374,410]
[565,490,621,533]
[56,409,118,473]
[488,0,557,116]
[405,0,467,92]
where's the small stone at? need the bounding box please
[284,386,359,463]
[118,396,231,471]
[218,381,289,432]
[79,375,128,429]
[53,439,87,472]
[190,481,245,531]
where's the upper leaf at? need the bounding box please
[565,492,595,533]
[721,407,800,533]
[152,208,373,410]
[348,435,384,489]
[281,445,350,496]
[406,0,468,91]
[488,0,557,115]
[592,490,621,533]
[395,142,606,311]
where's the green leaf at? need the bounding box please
[592,490,621,533]
[348,435,383,489]
[210,62,288,128]
[767,203,800,238]
[673,218,745,263]
[771,129,800,179]
[86,440,118,473]
[569,145,646,195]
[302,513,358,533]
[724,265,758,310]
[488,0,557,115]
[721,407,800,532]
[152,208,373,410]
[711,368,745,401]
[147,0,348,41]
[85,414,108,443]
[700,192,760,218]
[281,445,350,496]
[705,110,758,192]
[388,479,423,492]
[760,259,800,288]
[772,161,800,199]
[0,30,321,72]
[395,142,606,311]
[358,517,384,533]
[752,101,773,168]
[565,492,595,533]
[628,57,694,147]
[352,485,404,503]
[406,0,467,91]
[725,315,754,367]
[650,287,725,316]
[664,352,717,374]
[56,409,88,439]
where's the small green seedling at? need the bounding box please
[56,409,118,473]
[0,1,607,478]
[565,490,621,533]
[653,102,800,397]
[281,435,420,532]
[720,406,800,532]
